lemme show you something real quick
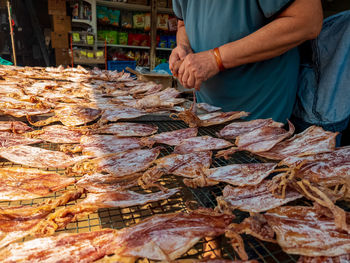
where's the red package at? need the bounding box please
[168,17,178,31]
[140,34,150,46]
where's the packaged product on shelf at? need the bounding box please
[73,49,87,60]
[142,51,149,67]
[80,49,87,59]
[86,34,94,45]
[144,13,151,31]
[72,32,81,43]
[108,9,121,27]
[97,6,110,25]
[97,30,106,42]
[135,50,141,65]
[158,35,168,48]
[121,11,133,28]
[168,16,177,31]
[128,33,143,46]
[72,3,79,19]
[118,32,128,45]
[95,50,105,60]
[133,13,145,29]
[157,14,169,31]
[110,51,124,61]
[126,50,135,60]
[140,34,150,46]
[167,35,176,49]
[82,2,92,20]
[105,31,118,44]
[87,50,95,59]
[72,49,80,60]
[156,35,160,46]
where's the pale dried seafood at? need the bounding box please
[71,147,161,177]
[0,189,84,249]
[217,118,284,139]
[0,167,75,201]
[95,122,158,137]
[217,121,295,159]
[28,105,102,127]
[141,127,198,146]
[139,151,212,190]
[0,121,33,133]
[25,124,86,143]
[184,163,277,188]
[81,188,179,208]
[216,180,302,213]
[174,136,233,154]
[0,131,42,148]
[256,126,338,160]
[0,145,89,168]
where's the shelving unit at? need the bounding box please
[70,0,175,69]
[73,57,105,64]
[96,42,173,51]
[71,18,94,27]
[95,0,174,14]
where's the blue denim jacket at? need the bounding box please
[293,11,350,131]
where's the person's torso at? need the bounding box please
[175,0,300,123]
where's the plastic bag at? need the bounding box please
[118,32,128,45]
[157,14,169,31]
[121,11,133,28]
[109,9,120,27]
[133,13,145,29]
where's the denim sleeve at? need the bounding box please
[257,0,294,18]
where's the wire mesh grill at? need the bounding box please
[0,119,320,262]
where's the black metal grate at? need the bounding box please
[0,119,307,262]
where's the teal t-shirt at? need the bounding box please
[173,0,300,123]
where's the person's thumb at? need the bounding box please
[178,47,188,60]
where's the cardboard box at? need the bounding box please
[157,0,167,8]
[48,0,66,15]
[0,0,6,8]
[52,15,71,32]
[51,31,69,48]
[55,48,70,66]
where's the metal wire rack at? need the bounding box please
[0,119,324,262]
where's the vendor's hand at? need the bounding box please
[178,50,219,91]
[169,45,193,77]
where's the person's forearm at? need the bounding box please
[219,0,323,69]
[176,20,192,50]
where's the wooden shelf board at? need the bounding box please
[96,0,173,13]
[72,19,93,27]
[73,58,105,64]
